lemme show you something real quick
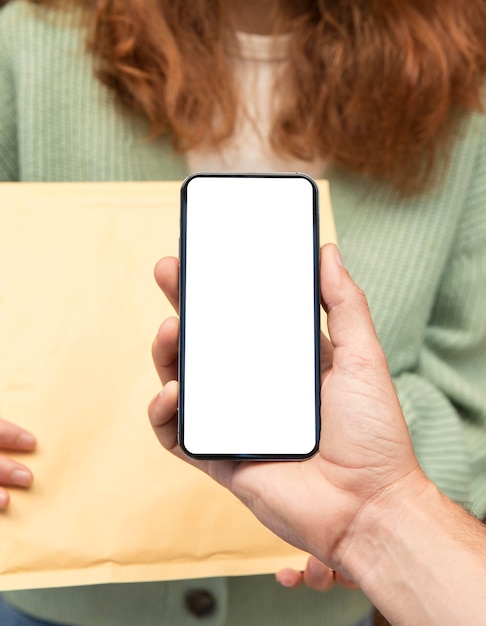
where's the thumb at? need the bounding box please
[320,244,387,369]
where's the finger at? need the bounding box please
[320,330,333,376]
[0,456,34,488]
[0,488,9,510]
[275,568,303,588]
[302,556,335,592]
[320,244,388,372]
[335,571,360,590]
[148,380,179,452]
[154,256,179,313]
[152,317,179,385]
[148,383,227,483]
[0,419,37,452]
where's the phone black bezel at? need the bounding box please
[178,172,321,461]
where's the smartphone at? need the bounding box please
[179,173,320,460]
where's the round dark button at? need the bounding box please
[185,589,217,618]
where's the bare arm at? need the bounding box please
[347,480,486,625]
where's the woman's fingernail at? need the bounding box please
[275,569,301,587]
[0,491,9,509]
[17,433,36,450]
[308,558,326,576]
[10,469,33,487]
[275,572,293,587]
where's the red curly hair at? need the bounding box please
[28,0,486,189]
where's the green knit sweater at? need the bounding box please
[1,2,486,626]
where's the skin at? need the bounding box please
[148,244,486,625]
[148,244,424,590]
[0,418,36,510]
[230,0,306,34]
[231,0,277,33]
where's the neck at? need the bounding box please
[230,0,283,35]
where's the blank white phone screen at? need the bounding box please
[180,174,319,458]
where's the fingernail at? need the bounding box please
[0,491,8,509]
[275,572,294,587]
[335,247,344,267]
[308,558,323,576]
[10,469,33,487]
[17,433,36,449]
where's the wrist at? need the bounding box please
[332,465,432,582]
[332,470,486,625]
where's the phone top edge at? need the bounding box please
[180,172,320,232]
[181,171,319,189]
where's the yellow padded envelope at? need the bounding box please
[0,181,337,591]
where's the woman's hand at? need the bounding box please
[148,244,427,578]
[276,556,359,592]
[0,418,36,510]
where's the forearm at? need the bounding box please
[338,478,486,625]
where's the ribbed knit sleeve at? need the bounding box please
[395,128,486,516]
[330,110,486,519]
[0,3,19,180]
